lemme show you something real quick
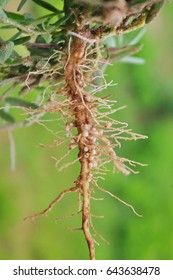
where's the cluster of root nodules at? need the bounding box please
[24,30,147,260]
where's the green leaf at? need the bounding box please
[0,6,7,20]
[129,28,146,45]
[5,97,38,109]
[41,17,51,31]
[13,36,31,45]
[0,25,16,29]
[41,33,52,43]
[0,41,14,63]
[51,14,71,29]
[41,14,71,32]
[0,110,15,123]
[0,0,8,8]
[9,31,22,42]
[32,0,59,13]
[5,11,25,22]
[17,0,27,11]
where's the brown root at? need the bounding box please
[24,21,145,260]
[23,186,79,221]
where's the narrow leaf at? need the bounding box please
[9,31,22,42]
[5,97,38,109]
[41,33,52,43]
[41,17,51,31]
[0,110,15,123]
[17,0,27,11]
[5,11,25,22]
[50,14,71,29]
[0,41,14,63]
[13,36,31,45]
[0,25,16,29]
[32,0,59,13]
[129,28,146,45]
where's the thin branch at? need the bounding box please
[24,43,60,49]
[0,17,54,35]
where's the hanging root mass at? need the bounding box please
[24,25,147,260]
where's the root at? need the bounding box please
[93,180,142,218]
[23,185,79,221]
[23,21,145,260]
[55,210,82,221]
[89,216,109,245]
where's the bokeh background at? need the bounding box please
[0,0,173,260]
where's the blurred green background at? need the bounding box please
[0,1,173,260]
